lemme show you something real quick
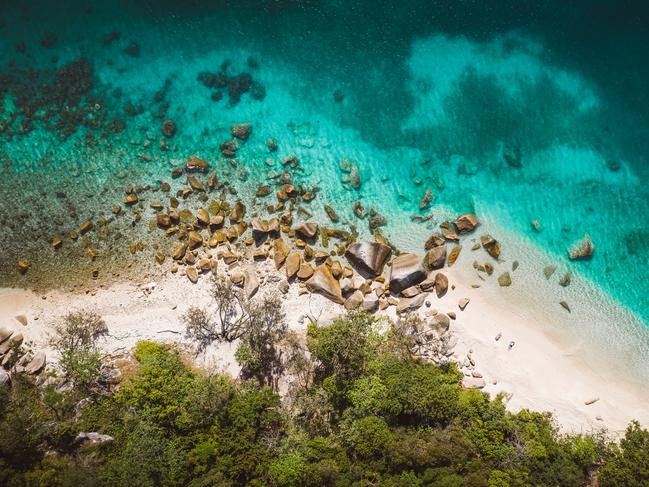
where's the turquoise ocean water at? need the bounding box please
[2,1,649,373]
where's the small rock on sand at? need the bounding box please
[584,397,599,406]
[458,298,470,311]
[15,315,28,326]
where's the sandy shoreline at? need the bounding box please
[2,243,649,436]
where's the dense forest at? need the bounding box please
[1,285,649,486]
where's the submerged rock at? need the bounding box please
[324,205,339,222]
[498,272,512,287]
[186,156,209,173]
[419,188,433,210]
[345,241,392,276]
[543,265,556,279]
[231,123,252,140]
[503,146,522,168]
[568,234,594,260]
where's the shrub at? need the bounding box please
[49,310,107,354]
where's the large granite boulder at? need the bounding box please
[306,265,344,304]
[345,241,392,276]
[389,253,426,294]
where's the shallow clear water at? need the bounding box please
[1,1,649,354]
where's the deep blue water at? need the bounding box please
[1,0,649,333]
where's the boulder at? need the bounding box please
[243,268,259,299]
[344,241,392,276]
[252,219,279,240]
[297,263,315,280]
[480,234,501,259]
[344,290,364,310]
[24,352,46,375]
[306,265,344,304]
[396,294,426,313]
[0,327,13,343]
[273,239,289,269]
[0,332,22,354]
[295,222,318,240]
[390,253,426,294]
[229,201,246,222]
[433,272,448,298]
[186,156,209,172]
[401,286,420,298]
[424,232,446,250]
[568,234,594,260]
[186,268,199,283]
[0,369,9,385]
[447,246,462,267]
[424,245,446,271]
[361,295,380,313]
[285,252,301,280]
[458,298,470,311]
[454,214,479,233]
[187,231,203,250]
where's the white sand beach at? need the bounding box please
[2,240,648,436]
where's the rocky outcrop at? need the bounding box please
[306,265,344,304]
[568,234,594,260]
[344,241,392,276]
[389,253,426,294]
[73,432,114,446]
